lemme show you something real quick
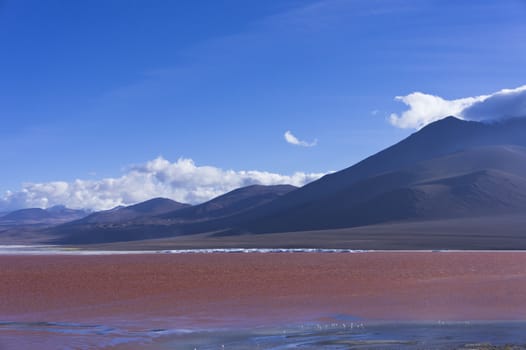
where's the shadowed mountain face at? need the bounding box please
[0,206,89,226]
[204,117,526,234]
[52,185,297,243]
[239,146,526,233]
[256,117,526,215]
[50,117,526,245]
[1,208,51,221]
[159,185,297,222]
[71,198,190,225]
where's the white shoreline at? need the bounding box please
[1,245,526,255]
[0,245,369,255]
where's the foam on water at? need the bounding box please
[0,245,368,255]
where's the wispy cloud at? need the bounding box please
[284,130,318,147]
[0,157,327,211]
[389,85,526,129]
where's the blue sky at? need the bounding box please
[1,0,526,209]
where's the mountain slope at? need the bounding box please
[0,207,89,226]
[53,185,296,244]
[252,117,526,218]
[236,145,526,233]
[159,184,297,222]
[49,117,526,244]
[1,208,51,221]
[71,198,189,225]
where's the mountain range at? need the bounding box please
[2,116,526,249]
[0,206,89,226]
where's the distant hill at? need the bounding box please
[159,184,297,222]
[0,206,89,226]
[69,198,190,225]
[41,116,526,247]
[1,208,52,222]
[51,185,296,244]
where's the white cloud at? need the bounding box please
[284,130,317,147]
[0,157,327,211]
[462,85,526,122]
[389,93,486,129]
[389,85,526,129]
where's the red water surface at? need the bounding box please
[2,252,526,348]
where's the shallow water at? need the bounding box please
[2,320,526,349]
[155,321,526,349]
[0,321,161,349]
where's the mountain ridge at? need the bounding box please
[10,116,526,247]
[71,197,190,225]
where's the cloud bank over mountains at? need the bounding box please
[5,83,523,211]
[0,157,326,211]
[390,85,526,129]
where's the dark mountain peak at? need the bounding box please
[1,208,51,221]
[418,115,526,138]
[208,183,296,201]
[442,115,461,121]
[414,116,479,136]
[214,184,297,198]
[409,116,483,141]
[126,197,188,213]
[46,205,89,216]
[107,205,126,212]
[0,205,90,227]
[245,184,297,190]
[428,115,463,125]
[47,205,67,212]
[66,197,190,225]
[160,184,298,221]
